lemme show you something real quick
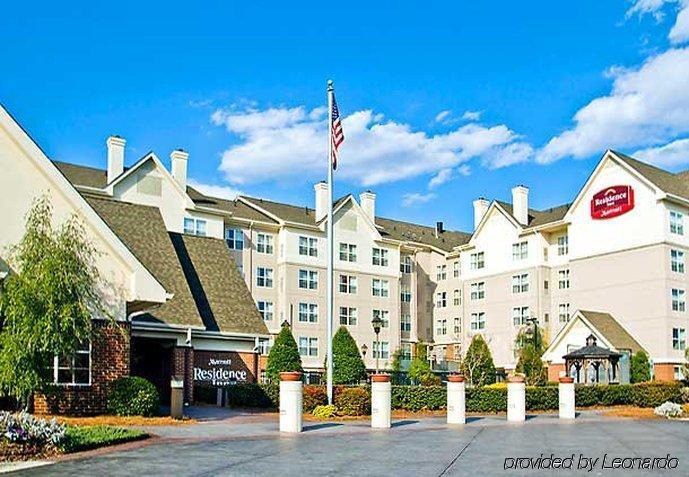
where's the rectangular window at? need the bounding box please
[372,248,389,266]
[470,252,485,270]
[453,317,461,334]
[512,306,529,326]
[436,318,447,336]
[672,288,686,312]
[256,267,273,288]
[671,249,685,273]
[512,241,528,260]
[54,341,91,386]
[298,303,318,323]
[339,307,358,326]
[298,269,318,290]
[298,236,318,257]
[470,312,486,331]
[372,278,389,297]
[557,235,569,256]
[453,289,461,306]
[453,261,460,278]
[674,366,685,380]
[400,286,412,303]
[257,301,274,321]
[436,265,447,281]
[512,274,529,294]
[400,342,412,359]
[436,292,447,308]
[558,269,570,289]
[558,303,570,323]
[400,255,413,274]
[298,337,318,357]
[373,341,389,359]
[670,210,684,235]
[339,242,357,262]
[257,337,271,356]
[225,228,244,250]
[672,328,686,350]
[470,282,485,300]
[256,233,274,254]
[339,275,358,294]
[184,217,207,237]
[401,314,412,332]
[373,309,389,328]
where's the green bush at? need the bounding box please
[265,324,303,384]
[106,377,160,417]
[303,385,328,412]
[334,387,370,416]
[61,426,148,453]
[312,405,337,419]
[329,327,367,384]
[225,383,278,408]
[630,351,651,383]
[391,385,445,411]
[461,335,496,386]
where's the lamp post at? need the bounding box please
[372,315,383,374]
[361,343,368,358]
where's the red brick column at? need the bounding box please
[173,346,194,403]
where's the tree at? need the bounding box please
[683,349,689,383]
[328,326,366,384]
[514,326,547,386]
[265,322,303,383]
[630,351,651,383]
[460,334,496,386]
[0,196,106,407]
[408,342,438,385]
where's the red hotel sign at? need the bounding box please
[590,185,635,219]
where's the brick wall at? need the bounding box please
[34,320,130,416]
[654,363,678,382]
[547,363,566,382]
[173,346,194,403]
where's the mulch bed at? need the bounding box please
[0,441,60,462]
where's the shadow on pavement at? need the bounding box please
[391,420,418,428]
[304,422,344,431]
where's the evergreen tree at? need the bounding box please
[682,349,689,383]
[408,342,438,385]
[514,327,547,386]
[265,323,303,383]
[328,326,367,384]
[460,334,496,386]
[630,351,651,383]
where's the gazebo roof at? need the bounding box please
[562,334,623,360]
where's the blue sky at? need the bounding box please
[3,1,689,232]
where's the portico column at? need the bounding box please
[447,374,466,424]
[507,375,526,422]
[279,372,303,433]
[558,376,576,419]
[371,374,392,429]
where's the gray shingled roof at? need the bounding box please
[579,310,645,354]
[187,187,278,224]
[54,161,108,189]
[613,150,689,200]
[495,200,570,228]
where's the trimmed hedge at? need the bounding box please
[107,377,160,417]
[222,382,683,413]
[334,387,370,416]
[303,385,328,412]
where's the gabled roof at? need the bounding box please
[612,150,689,201]
[495,200,570,228]
[187,187,278,224]
[578,310,645,354]
[53,161,109,189]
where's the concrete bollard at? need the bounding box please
[507,375,526,422]
[558,376,576,419]
[371,374,392,429]
[279,372,303,433]
[170,377,184,420]
[447,374,466,424]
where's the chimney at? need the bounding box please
[435,221,444,238]
[511,185,529,225]
[359,190,376,222]
[106,136,126,183]
[171,149,189,190]
[473,198,489,230]
[314,181,328,221]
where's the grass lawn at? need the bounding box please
[60,425,149,453]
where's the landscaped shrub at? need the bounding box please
[329,327,367,384]
[312,405,337,419]
[264,324,303,384]
[461,335,497,386]
[391,385,445,411]
[0,411,65,445]
[630,351,651,383]
[303,385,328,412]
[681,387,689,403]
[225,383,278,408]
[654,402,683,418]
[525,386,559,410]
[629,382,683,407]
[334,387,370,416]
[107,377,160,417]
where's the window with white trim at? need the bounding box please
[558,303,570,323]
[372,248,389,266]
[470,312,485,331]
[339,307,358,326]
[184,217,207,237]
[453,261,460,278]
[512,241,528,260]
[298,337,318,357]
[401,314,412,332]
[257,301,274,321]
[436,318,447,336]
[298,303,318,323]
[671,249,685,273]
[674,365,685,380]
[372,278,389,297]
[298,269,318,290]
[225,228,244,250]
[256,233,274,254]
[558,269,570,289]
[453,289,461,306]
[436,265,447,281]
[401,286,412,302]
[339,242,357,262]
[511,273,529,294]
[256,267,273,288]
[54,342,91,386]
[470,252,485,270]
[373,309,389,328]
[672,327,686,350]
[299,236,318,257]
[400,342,412,359]
[453,317,461,334]
[672,288,686,312]
[670,210,684,235]
[436,292,447,308]
[470,282,485,300]
[512,306,529,326]
[372,341,389,359]
[257,337,271,356]
[400,255,413,274]
[557,235,569,256]
[339,274,357,294]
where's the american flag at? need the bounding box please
[331,94,344,170]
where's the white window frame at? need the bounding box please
[298,302,318,323]
[436,264,447,281]
[672,327,686,350]
[470,282,485,300]
[339,242,357,262]
[512,306,529,326]
[470,312,485,331]
[339,274,358,294]
[511,273,529,294]
[372,278,389,297]
[401,286,412,302]
[436,318,447,336]
[298,236,318,257]
[298,269,318,290]
[298,337,318,357]
[672,288,686,312]
[453,261,460,278]
[372,341,389,359]
[401,314,412,332]
[558,303,570,323]
[670,210,684,236]
[400,255,413,274]
[339,307,358,326]
[372,247,389,266]
[257,301,274,321]
[256,233,274,254]
[557,235,569,256]
[453,289,461,306]
[470,252,485,270]
[558,269,570,289]
[671,249,685,273]
[373,309,389,328]
[54,341,91,386]
[436,291,447,308]
[256,267,274,288]
[225,228,244,250]
[512,241,528,260]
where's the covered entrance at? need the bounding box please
[131,337,177,405]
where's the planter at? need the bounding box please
[447,375,465,383]
[279,372,303,382]
[371,374,391,383]
[508,375,525,383]
[559,376,574,384]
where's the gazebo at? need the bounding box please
[563,334,622,384]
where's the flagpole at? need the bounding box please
[326,79,335,405]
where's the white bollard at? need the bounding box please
[279,372,303,433]
[507,375,526,422]
[447,374,466,424]
[558,376,576,419]
[371,374,392,429]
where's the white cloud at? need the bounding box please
[428,168,453,188]
[626,0,674,20]
[537,46,689,164]
[212,105,530,186]
[188,179,243,200]
[483,142,534,169]
[435,110,452,123]
[461,110,482,121]
[670,2,689,43]
[402,192,437,207]
[625,0,689,43]
[633,137,689,167]
[457,164,471,176]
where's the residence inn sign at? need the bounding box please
[590,185,634,220]
[193,351,250,386]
